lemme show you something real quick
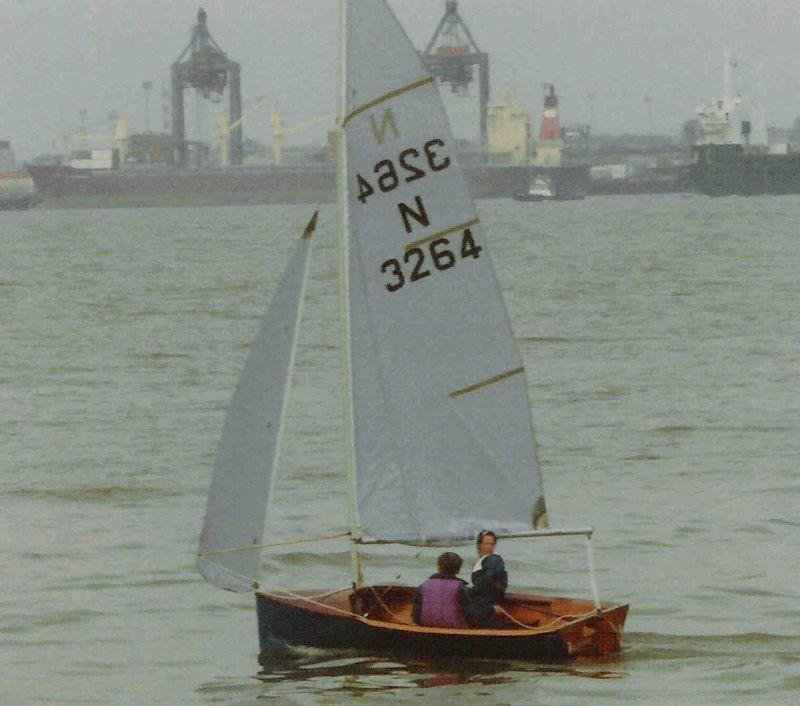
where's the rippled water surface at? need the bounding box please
[2,196,798,705]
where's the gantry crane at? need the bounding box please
[171,8,242,166]
[421,1,490,152]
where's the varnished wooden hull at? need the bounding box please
[256,585,628,663]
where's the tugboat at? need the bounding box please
[513,174,556,201]
[0,142,40,210]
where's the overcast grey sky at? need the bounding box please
[2,0,800,160]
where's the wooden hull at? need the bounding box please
[256,585,628,663]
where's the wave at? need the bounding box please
[8,485,180,503]
[622,631,800,663]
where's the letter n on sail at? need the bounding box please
[369,109,400,145]
[399,196,429,234]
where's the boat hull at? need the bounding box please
[256,585,628,663]
[512,191,551,202]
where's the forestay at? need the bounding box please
[197,214,316,592]
[343,0,547,545]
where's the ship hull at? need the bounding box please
[692,144,800,196]
[26,164,590,208]
[256,585,628,664]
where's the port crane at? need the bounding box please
[171,8,242,167]
[217,95,271,167]
[217,96,335,167]
[271,109,336,166]
[421,0,490,152]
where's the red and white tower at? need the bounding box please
[534,84,563,167]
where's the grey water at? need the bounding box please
[2,195,798,705]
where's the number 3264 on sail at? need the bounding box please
[380,228,482,293]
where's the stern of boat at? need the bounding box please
[558,603,629,658]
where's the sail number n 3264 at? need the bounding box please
[355,139,450,204]
[380,229,482,293]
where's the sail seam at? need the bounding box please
[449,367,525,399]
[342,76,435,126]
[405,217,480,251]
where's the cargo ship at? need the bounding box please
[686,51,800,197]
[25,160,589,209]
[0,142,40,210]
[691,144,800,197]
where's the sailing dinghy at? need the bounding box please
[198,0,628,662]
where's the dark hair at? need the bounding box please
[437,552,463,576]
[476,530,497,546]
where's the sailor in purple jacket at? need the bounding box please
[412,552,473,628]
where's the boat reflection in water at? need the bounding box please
[248,651,625,699]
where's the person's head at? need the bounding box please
[476,530,498,557]
[437,552,463,576]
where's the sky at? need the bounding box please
[2,0,800,160]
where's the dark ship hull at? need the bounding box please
[26,163,590,209]
[692,144,800,197]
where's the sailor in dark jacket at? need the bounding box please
[469,530,508,627]
[412,552,473,628]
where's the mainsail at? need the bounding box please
[198,213,317,592]
[343,0,547,544]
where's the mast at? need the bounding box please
[337,0,363,587]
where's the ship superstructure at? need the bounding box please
[694,51,765,148]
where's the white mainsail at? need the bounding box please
[197,213,317,592]
[343,0,547,544]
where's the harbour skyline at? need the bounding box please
[3,0,800,160]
